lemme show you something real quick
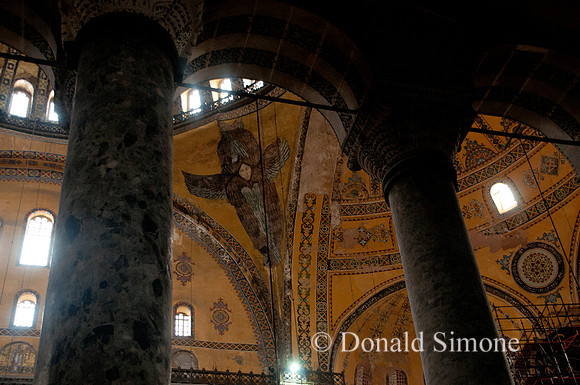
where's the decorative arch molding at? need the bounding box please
[571,207,580,302]
[172,197,276,368]
[481,278,539,326]
[183,0,370,144]
[329,280,406,371]
[329,278,538,371]
[473,45,580,175]
[0,5,57,84]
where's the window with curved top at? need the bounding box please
[46,90,58,122]
[180,89,201,113]
[490,182,518,214]
[11,291,39,328]
[210,78,233,104]
[354,363,371,385]
[388,370,408,385]
[174,303,194,337]
[19,210,54,267]
[9,79,34,118]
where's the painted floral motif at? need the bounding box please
[523,168,544,189]
[461,199,483,219]
[210,298,232,335]
[540,152,565,175]
[496,253,512,274]
[462,139,497,170]
[342,171,369,199]
[538,287,563,304]
[174,252,193,286]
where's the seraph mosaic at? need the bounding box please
[182,119,289,266]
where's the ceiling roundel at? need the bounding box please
[511,242,565,294]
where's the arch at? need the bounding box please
[354,361,372,385]
[173,197,276,368]
[46,90,58,122]
[19,208,55,267]
[489,181,518,214]
[330,280,406,371]
[9,79,34,118]
[473,45,580,175]
[11,290,40,328]
[209,78,233,103]
[0,341,37,374]
[180,88,202,113]
[0,6,57,84]
[387,369,408,385]
[330,280,537,371]
[173,302,194,337]
[182,0,370,144]
[171,349,199,370]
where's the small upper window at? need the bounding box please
[12,291,38,328]
[354,363,371,385]
[174,304,193,337]
[388,370,408,385]
[490,182,518,214]
[19,210,54,266]
[46,90,59,122]
[210,79,233,103]
[180,89,201,113]
[9,79,34,118]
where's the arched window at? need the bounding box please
[180,89,201,113]
[19,210,54,267]
[9,79,34,118]
[46,90,59,122]
[210,78,233,103]
[174,303,194,337]
[388,370,408,385]
[490,182,518,214]
[354,363,371,385]
[11,291,39,328]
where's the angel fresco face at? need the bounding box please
[182,119,290,266]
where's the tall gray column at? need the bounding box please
[34,14,176,385]
[388,153,513,385]
[347,100,514,385]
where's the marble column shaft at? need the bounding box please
[388,154,514,385]
[34,15,175,385]
[347,97,514,384]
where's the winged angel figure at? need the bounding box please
[182,119,290,266]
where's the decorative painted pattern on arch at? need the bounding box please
[172,202,275,368]
[296,193,316,369]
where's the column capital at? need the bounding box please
[59,0,203,56]
[343,87,475,197]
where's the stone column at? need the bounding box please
[34,14,177,385]
[347,98,514,385]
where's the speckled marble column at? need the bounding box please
[34,14,176,385]
[346,96,514,384]
[387,153,514,385]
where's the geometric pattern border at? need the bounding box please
[171,339,259,351]
[0,328,41,337]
